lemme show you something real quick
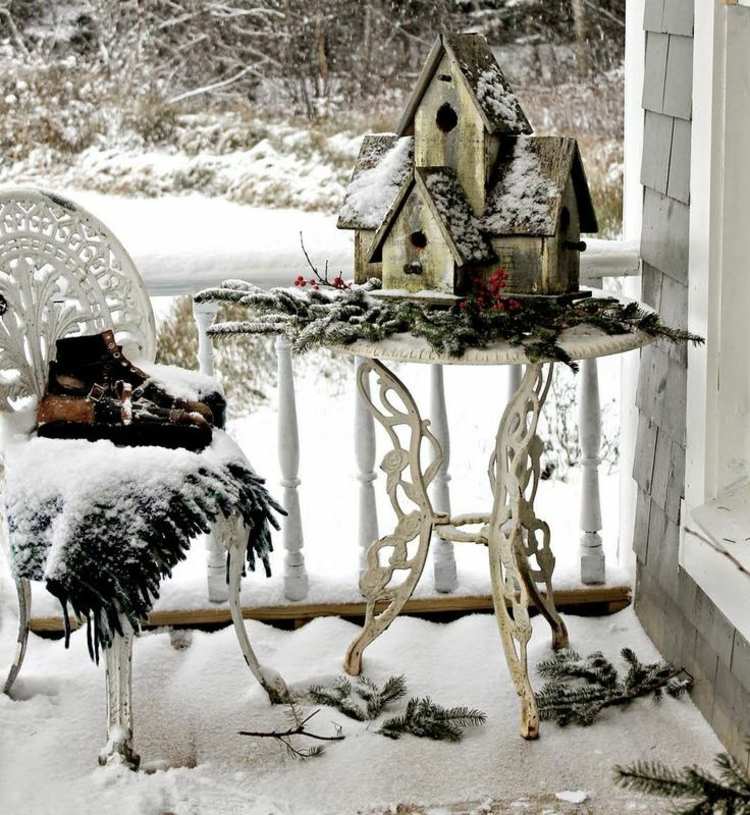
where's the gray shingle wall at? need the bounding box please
[634,0,750,770]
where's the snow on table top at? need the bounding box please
[61,191,354,296]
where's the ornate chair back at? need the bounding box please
[0,188,156,413]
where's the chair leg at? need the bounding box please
[224,519,289,704]
[3,577,31,695]
[98,617,139,770]
[205,527,229,603]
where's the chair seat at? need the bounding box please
[4,427,280,656]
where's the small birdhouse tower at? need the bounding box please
[337,32,598,298]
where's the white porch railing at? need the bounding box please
[189,239,641,602]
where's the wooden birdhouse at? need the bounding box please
[337,32,598,298]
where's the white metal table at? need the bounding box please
[333,317,652,739]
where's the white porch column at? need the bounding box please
[429,364,457,592]
[579,357,605,584]
[354,356,379,578]
[193,300,219,376]
[276,335,309,601]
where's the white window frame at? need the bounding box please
[683,0,750,641]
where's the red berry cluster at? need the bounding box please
[459,267,521,313]
[294,274,350,291]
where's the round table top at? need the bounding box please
[332,290,653,366]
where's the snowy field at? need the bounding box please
[0,607,722,815]
[63,190,354,295]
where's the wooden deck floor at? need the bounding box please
[29,584,631,633]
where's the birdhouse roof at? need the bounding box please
[481,137,598,236]
[369,166,495,266]
[396,33,532,137]
[336,134,414,230]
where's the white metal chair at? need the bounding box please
[0,189,287,768]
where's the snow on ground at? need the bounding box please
[25,360,626,620]
[0,606,722,815]
[57,191,354,295]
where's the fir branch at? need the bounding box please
[614,745,750,814]
[379,697,487,742]
[238,705,344,759]
[307,674,407,721]
[535,648,693,727]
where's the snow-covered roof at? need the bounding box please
[417,167,494,264]
[396,33,532,138]
[482,137,598,237]
[337,134,414,230]
[368,167,494,267]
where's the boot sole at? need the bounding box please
[36,421,212,452]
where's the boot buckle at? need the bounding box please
[87,383,106,402]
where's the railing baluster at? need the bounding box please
[354,356,379,579]
[193,300,219,377]
[579,357,605,584]
[192,300,227,602]
[276,335,309,601]
[430,363,458,592]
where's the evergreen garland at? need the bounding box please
[195,280,703,370]
[535,648,693,726]
[614,743,750,814]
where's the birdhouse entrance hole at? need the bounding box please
[410,230,428,249]
[436,102,458,133]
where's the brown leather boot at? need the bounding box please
[49,330,222,426]
[37,335,214,451]
[37,385,213,451]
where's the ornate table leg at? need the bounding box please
[220,514,290,704]
[487,363,569,740]
[344,360,443,676]
[3,577,31,695]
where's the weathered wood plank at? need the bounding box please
[633,415,658,492]
[642,32,669,113]
[641,261,664,310]
[641,111,674,194]
[633,489,652,564]
[650,429,684,523]
[667,117,691,204]
[662,0,694,37]
[643,0,665,32]
[640,187,690,283]
[663,35,694,120]
[28,585,632,632]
